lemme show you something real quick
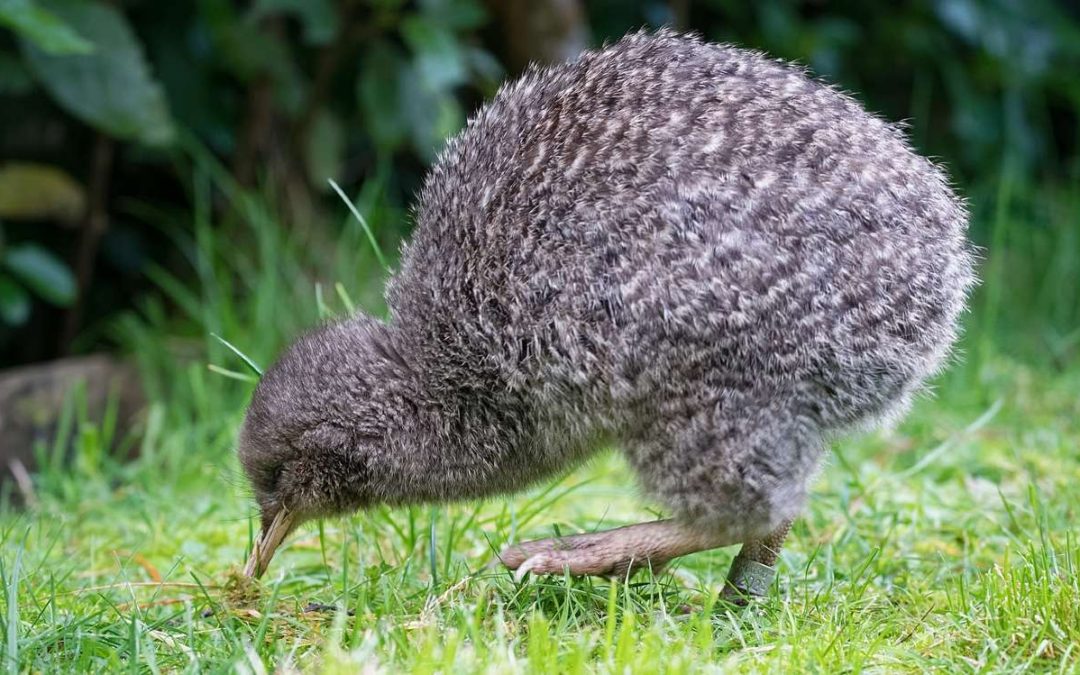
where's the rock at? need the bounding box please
[0,354,144,502]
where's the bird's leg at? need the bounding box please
[721,518,793,601]
[498,519,740,580]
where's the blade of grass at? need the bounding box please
[5,529,29,675]
[206,364,259,384]
[210,333,263,377]
[328,179,388,271]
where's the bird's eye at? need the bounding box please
[257,462,284,495]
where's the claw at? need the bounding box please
[513,553,571,580]
[513,555,540,582]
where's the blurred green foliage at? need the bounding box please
[20,0,175,146]
[0,239,76,324]
[0,0,1076,363]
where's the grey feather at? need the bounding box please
[238,30,975,544]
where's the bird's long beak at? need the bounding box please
[243,508,296,578]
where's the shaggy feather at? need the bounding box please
[238,30,975,549]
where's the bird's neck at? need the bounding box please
[363,324,538,506]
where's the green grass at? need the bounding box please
[1,162,1078,672]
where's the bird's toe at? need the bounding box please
[503,547,663,579]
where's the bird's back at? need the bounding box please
[388,30,974,433]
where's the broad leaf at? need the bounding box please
[2,242,76,306]
[21,0,175,146]
[401,14,467,91]
[401,65,463,162]
[0,0,92,55]
[0,275,31,325]
[0,162,85,222]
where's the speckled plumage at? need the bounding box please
[238,30,975,574]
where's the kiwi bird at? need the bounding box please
[237,30,975,593]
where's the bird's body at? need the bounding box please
[239,31,974,583]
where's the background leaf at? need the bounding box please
[0,162,85,223]
[2,242,76,306]
[0,275,30,324]
[401,14,467,91]
[20,0,175,145]
[0,0,92,55]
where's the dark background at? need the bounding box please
[1,0,1078,371]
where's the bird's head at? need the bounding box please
[236,316,415,577]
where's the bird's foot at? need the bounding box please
[499,532,669,579]
[719,518,793,604]
[498,519,726,580]
[720,557,777,604]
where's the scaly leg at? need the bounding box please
[498,519,738,580]
[721,518,793,601]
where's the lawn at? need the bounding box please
[1,169,1078,672]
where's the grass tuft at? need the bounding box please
[221,567,264,609]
